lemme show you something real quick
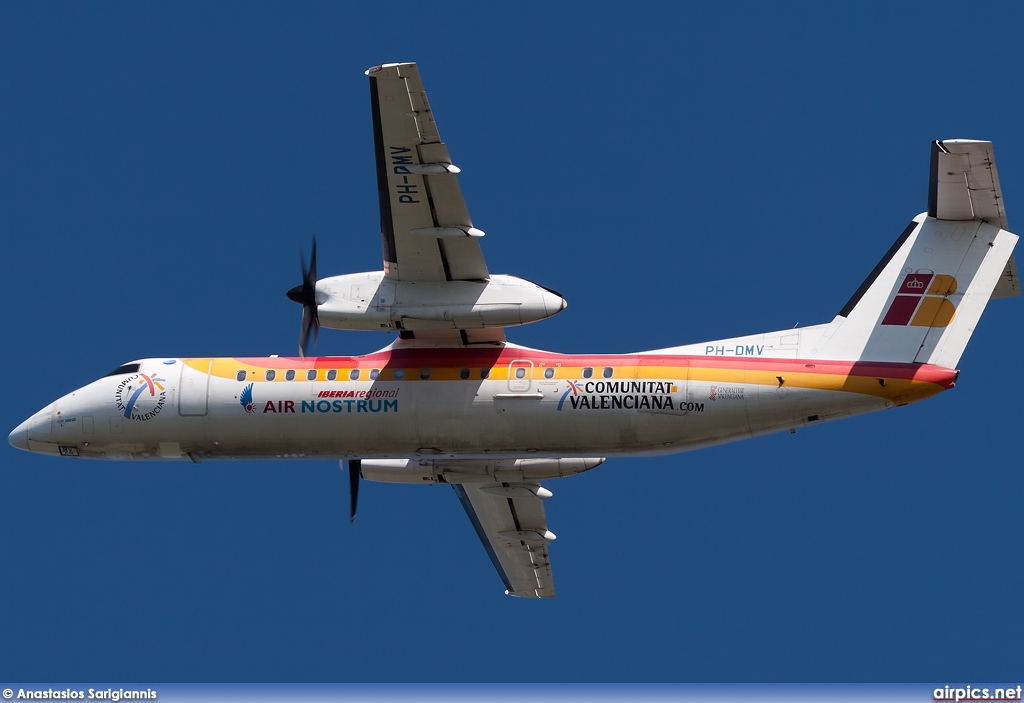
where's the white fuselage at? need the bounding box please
[10,344,956,465]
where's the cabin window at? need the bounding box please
[326,369,337,381]
[544,367,554,379]
[394,369,405,381]
[265,370,276,381]
[105,363,141,377]
[236,370,247,382]
[349,369,360,381]
[602,367,613,378]
[370,369,380,380]
[479,368,490,380]
[285,370,296,381]
[420,368,431,380]
[459,368,470,380]
[307,369,317,381]
[582,367,593,379]
[515,367,527,379]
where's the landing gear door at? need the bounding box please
[179,359,212,416]
[507,360,533,393]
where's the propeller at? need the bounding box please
[286,236,319,358]
[346,459,361,523]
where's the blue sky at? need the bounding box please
[2,1,1022,682]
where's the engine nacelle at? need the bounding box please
[358,457,605,484]
[315,272,566,332]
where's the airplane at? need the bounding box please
[9,62,1020,598]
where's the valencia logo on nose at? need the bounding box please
[881,273,958,327]
[114,373,167,421]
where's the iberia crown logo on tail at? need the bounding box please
[881,272,958,327]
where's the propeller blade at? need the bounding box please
[286,235,320,358]
[300,306,314,360]
[347,459,361,523]
[308,237,317,286]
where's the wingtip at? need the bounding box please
[365,62,416,76]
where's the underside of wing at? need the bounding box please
[304,64,565,349]
[357,457,605,598]
[367,63,488,283]
[453,482,557,599]
[929,139,1019,298]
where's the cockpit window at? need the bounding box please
[105,363,141,377]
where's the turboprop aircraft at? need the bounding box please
[9,63,1020,598]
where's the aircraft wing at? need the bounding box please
[452,483,557,598]
[929,139,1020,298]
[366,62,489,283]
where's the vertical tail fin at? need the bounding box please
[814,140,1019,367]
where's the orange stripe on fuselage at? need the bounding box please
[186,350,956,407]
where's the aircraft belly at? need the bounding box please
[748,385,889,436]
[621,381,891,455]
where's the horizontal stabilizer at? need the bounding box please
[929,139,1019,298]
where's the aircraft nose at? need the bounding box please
[9,417,31,451]
[9,405,54,453]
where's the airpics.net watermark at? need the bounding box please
[934,685,1023,701]
[2,689,156,701]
